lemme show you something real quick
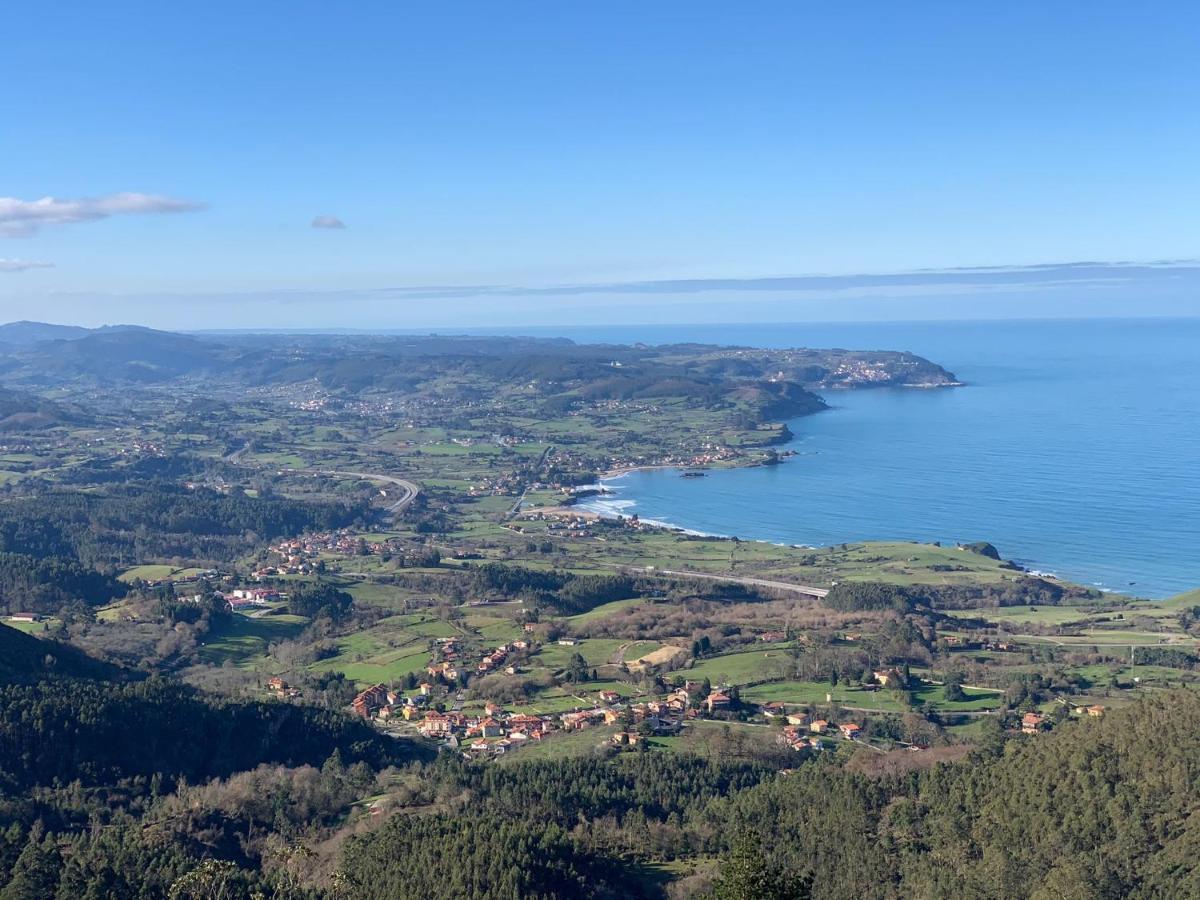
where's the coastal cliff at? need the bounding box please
[742,379,829,422]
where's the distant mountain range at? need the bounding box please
[0,320,154,346]
[0,322,226,385]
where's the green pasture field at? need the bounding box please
[741,680,906,712]
[943,605,1105,626]
[494,724,620,764]
[533,638,628,669]
[199,614,307,668]
[565,597,646,625]
[684,648,793,686]
[4,618,55,634]
[118,565,177,583]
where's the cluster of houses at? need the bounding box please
[473,638,532,676]
[511,511,598,538]
[257,530,441,579]
[467,471,527,498]
[514,508,671,540]
[346,684,619,759]
[415,705,561,754]
[174,586,281,610]
[227,587,281,608]
[347,666,1067,760]
[289,396,330,412]
[266,529,401,570]
[943,635,1016,652]
[591,445,740,478]
[761,703,863,751]
[1020,704,1104,734]
[557,684,719,736]
[119,440,166,456]
[349,681,702,759]
[421,637,534,683]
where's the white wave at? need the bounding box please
[635,516,717,537]
[578,496,637,517]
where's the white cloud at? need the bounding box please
[0,258,55,273]
[0,192,204,237]
[311,214,346,229]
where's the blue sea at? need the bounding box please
[541,318,1200,599]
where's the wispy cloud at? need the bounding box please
[300,259,1200,302]
[8,259,1197,331]
[0,258,55,273]
[311,214,346,229]
[0,193,204,238]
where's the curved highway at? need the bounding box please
[320,470,421,515]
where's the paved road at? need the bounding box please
[507,489,528,518]
[318,470,421,515]
[222,440,249,464]
[505,444,556,519]
[653,568,830,600]
[224,445,419,516]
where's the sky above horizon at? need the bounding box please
[2,2,1199,329]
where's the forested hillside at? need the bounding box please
[698,692,1200,898]
[4,589,1200,898]
[334,694,1200,899]
[0,483,369,571]
[0,622,127,683]
[0,551,125,615]
[0,678,427,792]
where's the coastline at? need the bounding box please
[820,379,966,390]
[598,463,680,480]
[598,452,789,481]
[563,318,1200,600]
[579,446,1171,600]
[577,479,1121,595]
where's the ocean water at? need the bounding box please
[558,318,1200,599]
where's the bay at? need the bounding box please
[559,318,1200,599]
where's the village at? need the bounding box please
[258,530,441,577]
[321,613,1116,763]
[340,644,986,761]
[342,666,985,760]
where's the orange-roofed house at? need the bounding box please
[706,692,732,713]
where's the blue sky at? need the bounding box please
[2,2,1199,329]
